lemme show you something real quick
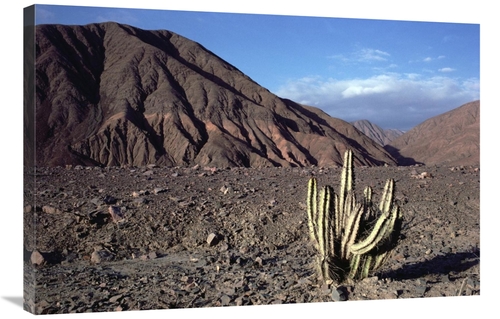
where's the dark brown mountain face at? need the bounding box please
[385,100,480,166]
[351,120,404,146]
[31,22,396,168]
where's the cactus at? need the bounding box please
[306,149,403,283]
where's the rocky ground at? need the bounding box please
[23,163,480,314]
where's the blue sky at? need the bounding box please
[34,4,479,131]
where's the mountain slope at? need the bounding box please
[30,22,396,168]
[385,100,479,166]
[351,120,404,146]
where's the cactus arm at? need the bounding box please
[384,206,400,240]
[317,186,331,257]
[360,255,373,279]
[341,201,364,259]
[364,186,372,205]
[379,179,395,214]
[349,254,361,279]
[372,251,389,271]
[334,193,341,241]
[349,209,391,255]
[307,178,319,248]
[364,186,375,219]
[350,203,400,256]
[339,150,353,228]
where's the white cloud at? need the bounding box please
[275,73,479,131]
[423,57,433,62]
[439,67,456,72]
[330,48,391,63]
[357,48,390,62]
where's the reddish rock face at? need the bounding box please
[386,100,480,166]
[30,22,396,168]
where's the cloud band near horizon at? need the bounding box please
[274,73,479,131]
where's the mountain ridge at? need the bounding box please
[350,120,404,146]
[30,22,396,168]
[385,100,480,166]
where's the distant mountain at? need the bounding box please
[351,120,404,146]
[28,22,397,168]
[385,100,480,166]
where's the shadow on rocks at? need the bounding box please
[379,251,479,281]
[383,145,424,166]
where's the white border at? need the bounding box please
[2,1,495,318]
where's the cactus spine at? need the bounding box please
[306,149,403,283]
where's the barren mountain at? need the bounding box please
[351,120,404,146]
[385,100,480,166]
[29,22,397,168]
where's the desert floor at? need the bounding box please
[23,163,480,314]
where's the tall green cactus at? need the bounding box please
[306,149,402,283]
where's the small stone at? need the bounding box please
[90,251,101,264]
[90,197,102,206]
[420,172,431,178]
[153,188,166,195]
[42,205,60,214]
[207,233,220,247]
[220,295,231,306]
[109,294,123,303]
[148,251,157,259]
[220,185,231,194]
[331,286,348,301]
[218,241,229,252]
[441,274,451,283]
[108,206,125,223]
[254,256,263,267]
[415,285,427,296]
[320,283,330,294]
[91,247,114,264]
[103,195,117,205]
[133,197,148,206]
[31,250,45,266]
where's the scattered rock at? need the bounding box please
[108,206,125,223]
[219,185,232,195]
[331,286,348,301]
[30,250,45,266]
[90,247,115,264]
[207,233,220,247]
[24,164,480,313]
[153,188,166,195]
[220,295,231,306]
[103,195,117,204]
[42,205,61,214]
